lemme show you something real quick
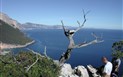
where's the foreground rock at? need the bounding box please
[59,63,89,77]
[74,66,89,77]
[87,65,101,77]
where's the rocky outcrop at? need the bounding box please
[74,66,89,77]
[59,63,75,77]
[0,12,21,29]
[59,63,102,77]
[59,63,89,77]
[87,65,101,77]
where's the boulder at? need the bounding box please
[59,63,73,77]
[87,65,101,77]
[59,63,90,77]
[74,66,89,77]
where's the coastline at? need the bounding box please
[0,40,35,49]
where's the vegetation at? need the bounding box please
[0,20,32,45]
[112,40,123,59]
[112,40,123,76]
[0,51,60,77]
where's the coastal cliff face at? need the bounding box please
[0,12,21,29]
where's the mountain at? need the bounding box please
[0,12,75,30]
[22,22,76,30]
[0,12,22,29]
[0,19,32,45]
[22,22,62,30]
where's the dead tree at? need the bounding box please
[59,10,104,64]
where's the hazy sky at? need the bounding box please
[0,0,122,29]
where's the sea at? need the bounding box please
[14,28,123,76]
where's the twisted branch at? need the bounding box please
[75,10,90,32]
[43,46,50,59]
[59,10,103,64]
[27,48,44,58]
[25,48,42,72]
[26,55,39,72]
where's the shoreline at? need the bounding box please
[0,40,35,49]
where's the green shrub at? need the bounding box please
[0,51,60,77]
[112,40,123,59]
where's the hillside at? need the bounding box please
[0,19,32,45]
[0,12,21,29]
[0,12,75,30]
[0,51,60,77]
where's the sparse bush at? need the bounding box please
[0,51,60,77]
[112,40,123,59]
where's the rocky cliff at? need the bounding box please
[0,12,21,29]
[59,63,101,77]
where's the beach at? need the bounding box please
[0,40,35,50]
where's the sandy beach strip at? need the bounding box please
[0,40,35,49]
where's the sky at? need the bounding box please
[0,0,122,30]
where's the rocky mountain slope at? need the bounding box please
[0,12,22,29]
[0,12,75,30]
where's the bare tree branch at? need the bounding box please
[26,55,39,72]
[24,48,44,72]
[25,48,43,72]
[27,48,44,58]
[75,10,90,32]
[61,20,66,33]
[74,33,104,48]
[59,10,103,64]
[43,46,47,57]
[59,48,72,64]
[43,46,50,59]
[13,56,20,64]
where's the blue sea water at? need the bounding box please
[15,29,123,75]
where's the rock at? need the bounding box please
[87,65,97,74]
[74,66,89,77]
[0,12,21,29]
[59,63,73,77]
[59,63,90,77]
[87,65,101,77]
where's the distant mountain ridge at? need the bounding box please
[0,12,75,30]
[21,22,75,30]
